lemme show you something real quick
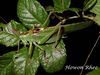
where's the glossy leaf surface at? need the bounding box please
[90,0,100,15]
[90,0,100,25]
[83,0,97,12]
[0,57,14,75]
[0,20,27,47]
[17,0,50,29]
[53,0,71,13]
[13,47,40,75]
[0,51,16,75]
[38,39,67,73]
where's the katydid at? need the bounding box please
[0,15,93,63]
[19,19,66,63]
[19,19,93,63]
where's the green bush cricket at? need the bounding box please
[19,18,66,63]
[0,12,93,64]
[18,19,93,63]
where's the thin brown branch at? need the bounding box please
[79,35,100,75]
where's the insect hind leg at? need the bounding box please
[52,24,62,51]
[34,42,48,63]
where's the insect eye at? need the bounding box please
[33,28,41,33]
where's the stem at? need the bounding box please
[83,15,94,20]
[79,35,100,75]
[82,12,94,20]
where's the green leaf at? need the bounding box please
[13,47,40,75]
[2,51,16,58]
[17,0,50,29]
[90,0,100,15]
[0,57,14,75]
[86,67,100,75]
[90,0,100,25]
[45,6,55,12]
[0,31,19,47]
[0,51,18,75]
[83,0,97,12]
[93,15,100,25]
[53,0,71,13]
[45,6,79,16]
[65,8,80,16]
[0,51,17,75]
[0,20,27,47]
[38,39,67,73]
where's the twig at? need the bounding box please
[79,35,100,75]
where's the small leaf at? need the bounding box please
[0,20,27,47]
[93,15,100,25]
[45,6,55,11]
[53,0,71,13]
[83,0,97,12]
[0,57,14,75]
[90,0,100,15]
[17,0,50,29]
[65,8,80,16]
[86,67,100,75]
[13,47,40,75]
[38,39,67,73]
[90,0,100,25]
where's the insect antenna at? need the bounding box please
[0,16,20,37]
[0,16,8,24]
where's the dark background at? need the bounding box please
[0,0,100,75]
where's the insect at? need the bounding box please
[0,12,93,63]
[17,19,93,63]
[18,19,65,63]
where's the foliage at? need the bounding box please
[0,0,99,75]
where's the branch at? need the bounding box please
[79,34,100,75]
